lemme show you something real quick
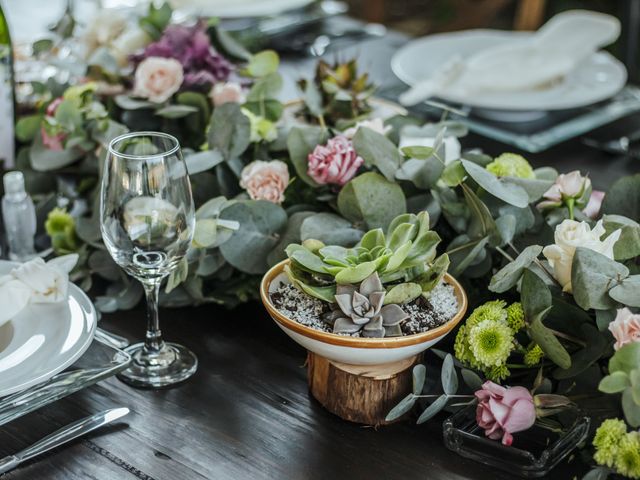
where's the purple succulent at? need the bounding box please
[135,23,233,90]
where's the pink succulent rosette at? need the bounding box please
[474,381,536,446]
[240,160,290,204]
[307,135,364,186]
[609,308,640,351]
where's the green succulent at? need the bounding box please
[285,212,448,303]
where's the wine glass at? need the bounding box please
[100,131,197,388]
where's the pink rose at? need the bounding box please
[210,82,245,107]
[475,381,536,446]
[583,190,605,219]
[133,57,184,103]
[240,160,289,204]
[537,171,591,211]
[307,135,364,186]
[609,308,640,351]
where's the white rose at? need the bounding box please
[210,82,246,107]
[133,57,184,104]
[111,28,152,67]
[83,11,127,56]
[542,219,621,293]
[342,118,392,139]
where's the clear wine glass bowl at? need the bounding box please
[100,131,197,388]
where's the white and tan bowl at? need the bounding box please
[260,260,468,366]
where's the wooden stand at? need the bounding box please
[307,352,420,426]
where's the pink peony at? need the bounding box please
[475,381,536,446]
[609,308,640,351]
[240,160,289,204]
[583,190,605,219]
[307,135,364,186]
[210,82,245,107]
[133,57,184,103]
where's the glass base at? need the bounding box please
[117,342,198,388]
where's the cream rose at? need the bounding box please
[111,28,152,67]
[210,82,245,107]
[342,118,391,139]
[240,160,289,204]
[83,11,127,56]
[133,57,184,103]
[542,219,621,293]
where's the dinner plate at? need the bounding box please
[391,29,627,112]
[0,262,97,397]
[169,0,314,18]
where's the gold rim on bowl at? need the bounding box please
[260,259,468,349]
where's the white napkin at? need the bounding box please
[399,125,462,164]
[0,254,79,329]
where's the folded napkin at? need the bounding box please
[0,254,79,329]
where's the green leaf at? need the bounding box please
[461,369,483,391]
[495,215,516,245]
[553,324,609,379]
[114,95,154,110]
[596,309,617,331]
[609,342,640,374]
[208,103,251,161]
[184,150,224,175]
[461,159,529,208]
[602,174,640,222]
[489,245,543,293]
[461,184,498,244]
[245,50,279,77]
[267,211,314,266]
[415,254,450,292]
[447,235,489,277]
[287,126,328,187]
[16,115,43,142]
[300,213,363,247]
[441,160,466,187]
[337,172,406,231]
[622,387,640,427]
[156,104,198,119]
[521,268,552,321]
[412,364,426,395]
[385,393,416,422]
[353,127,404,182]
[210,26,251,61]
[287,245,332,274]
[529,309,571,370]
[599,371,630,393]
[359,228,386,250]
[609,275,640,307]
[384,283,422,304]
[54,99,82,131]
[247,72,283,102]
[417,394,448,424]
[29,133,83,171]
[401,146,434,159]
[571,247,629,310]
[219,200,287,274]
[441,354,458,395]
[301,80,323,117]
[193,219,219,248]
[603,215,640,261]
[335,261,378,284]
[501,177,554,203]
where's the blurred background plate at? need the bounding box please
[169,0,314,18]
[0,262,97,397]
[391,29,627,112]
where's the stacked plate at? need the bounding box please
[391,29,627,123]
[0,261,97,397]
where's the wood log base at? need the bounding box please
[306,352,421,426]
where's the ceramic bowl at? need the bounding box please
[260,260,468,366]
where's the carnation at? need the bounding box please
[307,135,364,186]
[615,432,640,479]
[593,418,627,467]
[486,153,535,179]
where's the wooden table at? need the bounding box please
[2,16,639,480]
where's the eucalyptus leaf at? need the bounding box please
[353,127,404,182]
[599,371,630,393]
[245,50,279,77]
[412,364,426,395]
[156,104,198,118]
[461,369,483,391]
[267,211,315,266]
[184,150,224,175]
[208,103,251,161]
[609,275,640,307]
[603,214,640,261]
[385,393,416,422]
[571,247,629,311]
[521,268,552,321]
[602,174,640,222]
[287,126,328,187]
[441,354,458,395]
[461,184,498,244]
[88,250,120,281]
[553,324,609,379]
[30,133,83,171]
[417,394,448,424]
[461,159,529,208]
[489,245,543,293]
[300,213,363,247]
[337,172,406,231]
[596,309,617,331]
[447,235,489,277]
[622,387,640,427]
[529,309,571,370]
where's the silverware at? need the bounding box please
[0,408,129,474]
[95,327,130,350]
[582,128,640,156]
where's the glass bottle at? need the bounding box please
[2,171,36,261]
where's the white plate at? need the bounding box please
[391,29,627,112]
[0,262,97,397]
[169,0,313,18]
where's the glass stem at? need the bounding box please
[143,280,165,353]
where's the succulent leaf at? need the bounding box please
[334,261,378,284]
[384,283,422,305]
[360,228,386,250]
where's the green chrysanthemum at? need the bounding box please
[524,343,544,367]
[468,319,514,368]
[45,208,74,236]
[454,325,471,363]
[506,302,525,332]
[466,300,507,327]
[486,153,535,179]
[486,364,510,382]
[615,432,640,479]
[593,419,627,468]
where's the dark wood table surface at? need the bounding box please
[1,15,639,480]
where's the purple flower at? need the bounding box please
[135,24,232,90]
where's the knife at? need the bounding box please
[0,407,130,474]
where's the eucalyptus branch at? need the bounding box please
[496,246,515,263]
[547,328,587,348]
[414,394,475,399]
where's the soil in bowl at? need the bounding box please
[270,281,458,338]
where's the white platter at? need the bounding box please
[169,0,314,18]
[391,29,627,112]
[0,262,97,397]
